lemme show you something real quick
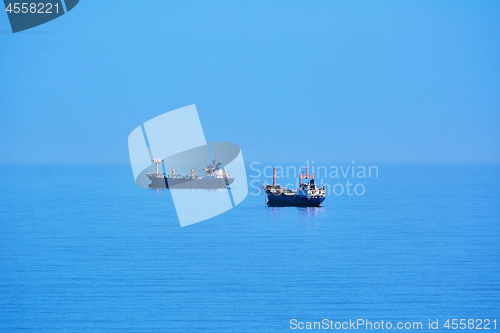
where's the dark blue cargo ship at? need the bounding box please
[263,166,326,207]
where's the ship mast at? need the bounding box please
[152,159,163,175]
[299,165,314,185]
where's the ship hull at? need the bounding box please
[148,176,234,189]
[266,194,325,207]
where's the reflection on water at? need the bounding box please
[298,206,325,218]
[169,188,233,227]
[266,205,326,226]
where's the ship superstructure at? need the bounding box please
[146,158,234,189]
[263,166,326,207]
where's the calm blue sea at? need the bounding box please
[0,164,499,332]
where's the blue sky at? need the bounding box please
[1,0,499,164]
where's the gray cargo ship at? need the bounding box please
[147,158,234,189]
